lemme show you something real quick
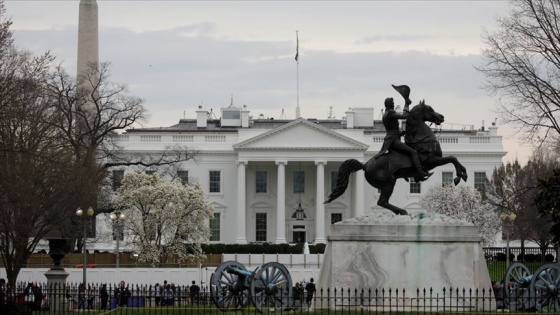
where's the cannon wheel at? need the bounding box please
[210,261,250,311]
[250,262,293,313]
[502,262,533,311]
[530,263,560,313]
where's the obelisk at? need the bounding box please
[77,0,99,82]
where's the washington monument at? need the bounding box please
[77,0,99,82]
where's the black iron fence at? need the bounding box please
[483,247,558,282]
[0,282,558,314]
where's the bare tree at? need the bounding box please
[45,63,199,251]
[0,1,199,283]
[0,4,62,283]
[520,149,558,260]
[535,168,560,245]
[478,0,560,143]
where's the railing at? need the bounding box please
[7,282,555,314]
[483,247,558,282]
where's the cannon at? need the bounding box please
[502,262,560,312]
[210,261,293,313]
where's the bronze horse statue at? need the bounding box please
[325,100,468,215]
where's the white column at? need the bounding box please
[275,161,287,244]
[315,161,327,244]
[236,161,248,244]
[353,169,365,218]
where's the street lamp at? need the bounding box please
[111,211,125,268]
[76,206,94,285]
[500,212,517,267]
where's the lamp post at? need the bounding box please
[500,212,517,268]
[111,211,125,268]
[76,207,94,285]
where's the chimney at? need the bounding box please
[345,108,355,129]
[241,105,250,128]
[196,106,208,128]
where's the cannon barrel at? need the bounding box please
[226,265,253,277]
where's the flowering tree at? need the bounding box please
[420,185,500,245]
[113,172,214,265]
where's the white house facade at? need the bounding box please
[107,105,505,246]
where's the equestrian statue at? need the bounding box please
[325,85,468,215]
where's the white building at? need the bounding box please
[103,105,505,247]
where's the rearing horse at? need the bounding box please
[325,100,468,215]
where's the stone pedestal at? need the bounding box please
[317,211,494,311]
[44,269,69,311]
[44,238,69,312]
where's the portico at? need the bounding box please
[233,118,368,244]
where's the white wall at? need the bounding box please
[0,254,322,286]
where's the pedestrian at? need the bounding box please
[87,284,95,309]
[32,282,42,310]
[0,279,6,313]
[154,283,162,306]
[189,280,200,305]
[115,281,131,307]
[293,282,303,307]
[99,284,109,310]
[77,283,86,310]
[305,278,316,308]
[164,284,174,306]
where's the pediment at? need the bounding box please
[234,118,368,151]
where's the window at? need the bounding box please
[177,170,189,185]
[146,170,156,175]
[293,171,305,193]
[256,171,267,193]
[330,171,339,192]
[331,213,342,224]
[209,213,221,242]
[409,178,421,194]
[442,172,453,187]
[112,170,124,192]
[474,172,487,192]
[209,170,221,193]
[256,213,267,242]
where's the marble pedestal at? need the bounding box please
[317,211,494,311]
[44,269,69,311]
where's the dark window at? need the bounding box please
[474,172,487,192]
[442,172,453,187]
[209,213,220,242]
[256,171,267,193]
[209,171,221,193]
[293,171,305,193]
[177,170,189,185]
[409,178,421,194]
[112,170,124,192]
[331,213,343,224]
[256,213,267,242]
[330,171,338,192]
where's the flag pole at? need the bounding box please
[295,30,300,118]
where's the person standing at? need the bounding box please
[154,283,162,307]
[32,283,42,310]
[77,283,86,310]
[115,281,131,307]
[99,284,109,310]
[305,278,316,308]
[0,279,7,313]
[189,280,200,305]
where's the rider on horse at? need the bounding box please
[373,96,432,182]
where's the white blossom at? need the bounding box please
[420,185,500,245]
[113,172,214,265]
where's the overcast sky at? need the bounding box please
[4,0,530,163]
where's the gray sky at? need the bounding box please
[4,0,530,163]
